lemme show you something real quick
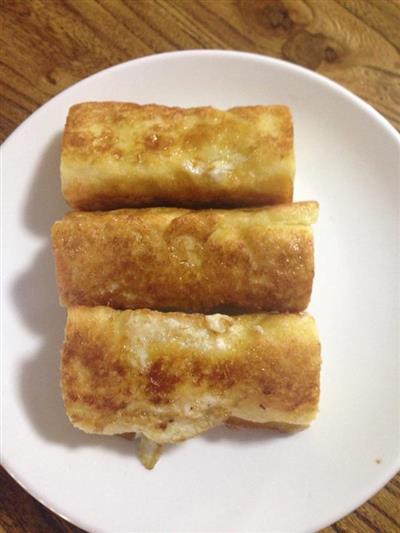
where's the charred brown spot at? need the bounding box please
[262,384,274,396]
[67,332,106,368]
[65,391,78,402]
[110,361,127,378]
[82,393,96,405]
[62,372,77,389]
[146,359,181,403]
[189,358,207,386]
[209,360,243,389]
[64,132,88,149]
[102,397,128,411]
[63,331,84,362]
[79,392,128,412]
[189,357,244,390]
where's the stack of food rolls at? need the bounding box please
[52,102,320,469]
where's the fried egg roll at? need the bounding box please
[61,102,295,209]
[62,306,321,450]
[52,202,318,313]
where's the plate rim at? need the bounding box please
[1,49,400,533]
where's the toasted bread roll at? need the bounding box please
[52,202,318,313]
[62,306,321,446]
[61,102,295,209]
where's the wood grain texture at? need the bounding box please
[0,0,399,531]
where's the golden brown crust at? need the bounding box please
[61,102,295,209]
[52,202,318,313]
[61,307,321,444]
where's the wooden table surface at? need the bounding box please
[1,0,399,531]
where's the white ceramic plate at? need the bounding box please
[2,50,399,533]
